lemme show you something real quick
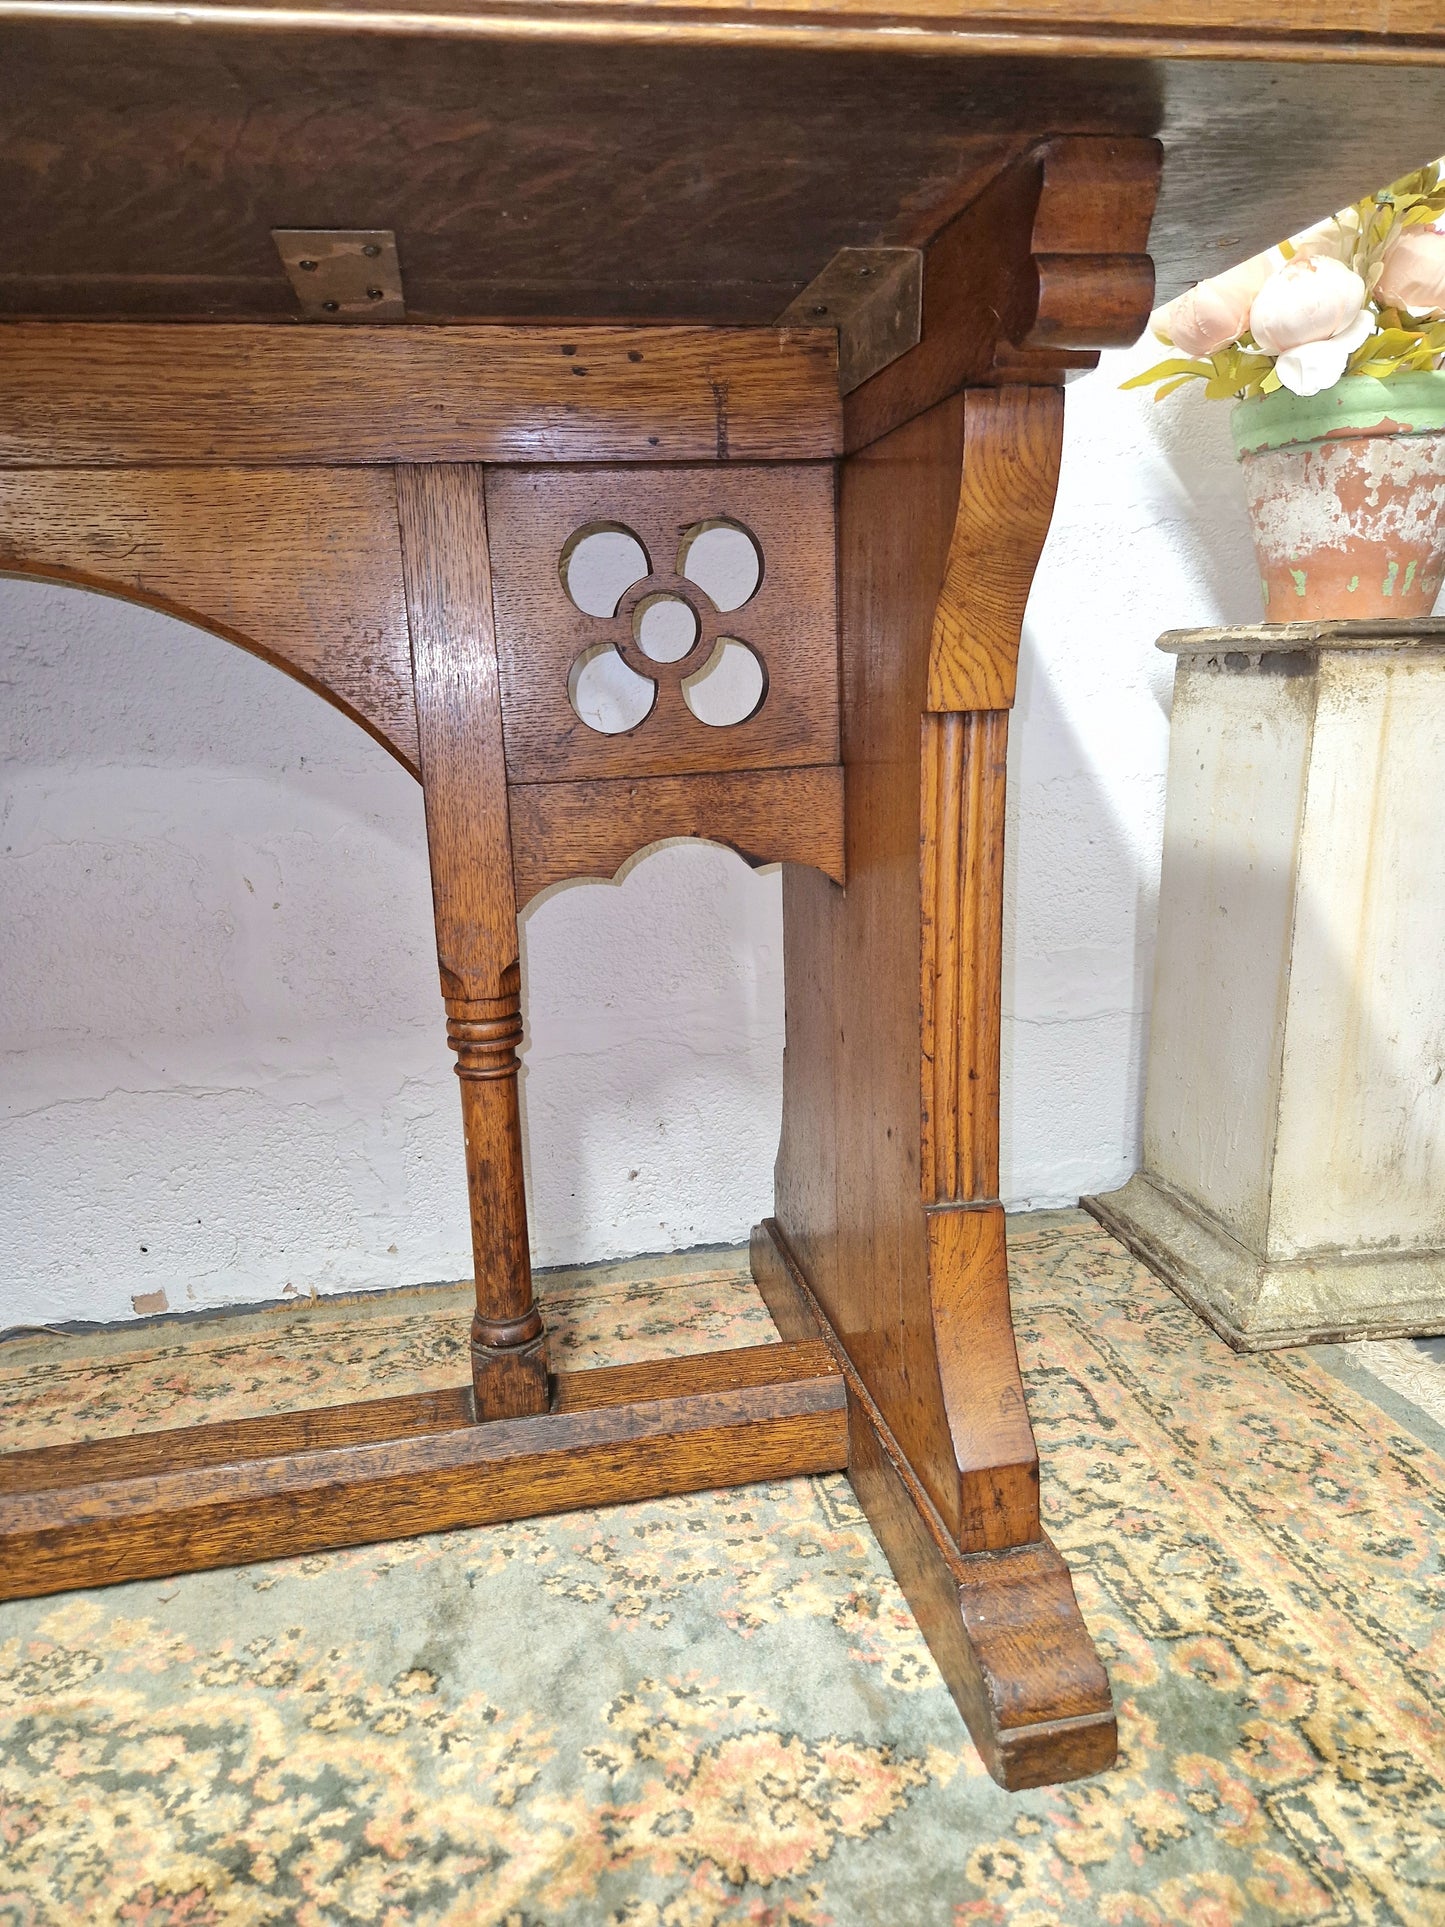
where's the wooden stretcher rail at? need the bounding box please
[0,323,843,468]
[0,1340,848,1600]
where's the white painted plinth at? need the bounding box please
[1086,619,1445,1350]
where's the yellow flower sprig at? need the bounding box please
[1121,343,1275,402]
[1347,312,1445,380]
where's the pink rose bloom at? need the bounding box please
[1377,226,1445,317]
[1156,252,1275,356]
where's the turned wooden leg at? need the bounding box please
[398,462,550,1419]
[767,384,1114,1787]
[447,989,549,1413]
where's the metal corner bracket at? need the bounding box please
[272,229,406,323]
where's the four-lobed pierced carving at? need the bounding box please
[561,518,768,735]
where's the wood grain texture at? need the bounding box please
[844,156,1043,453]
[397,465,517,1004]
[0,324,840,466]
[921,711,1007,1201]
[751,1219,1113,1789]
[396,464,547,1416]
[1022,135,1159,351]
[774,385,1057,1560]
[927,387,1065,713]
[0,465,419,767]
[508,767,844,905]
[927,1204,1040,1552]
[0,27,1087,324]
[0,1387,478,1497]
[847,1394,1115,1789]
[17,0,1427,48]
[3,25,1442,329]
[0,1341,847,1602]
[485,464,838,785]
[845,138,1159,453]
[775,394,970,1538]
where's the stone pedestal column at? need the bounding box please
[1086,619,1445,1351]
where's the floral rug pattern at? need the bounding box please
[1,1214,1442,1925]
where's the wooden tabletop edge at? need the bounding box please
[2,1,1444,65]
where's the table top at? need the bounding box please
[2,2,1444,328]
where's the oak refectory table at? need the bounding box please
[1,0,1441,1790]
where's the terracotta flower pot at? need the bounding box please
[1233,371,1445,620]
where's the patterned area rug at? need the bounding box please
[1,1212,1442,1925]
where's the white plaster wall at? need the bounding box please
[0,335,1260,1329]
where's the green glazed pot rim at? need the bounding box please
[1232,370,1445,458]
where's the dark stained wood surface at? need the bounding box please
[485,463,839,785]
[0,1340,847,1600]
[0,325,841,467]
[509,766,845,904]
[0,465,420,768]
[3,20,1443,326]
[0,27,1043,325]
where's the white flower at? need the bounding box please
[1250,255,1367,355]
[1272,308,1374,396]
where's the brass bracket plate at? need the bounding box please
[272,229,405,323]
[777,248,923,393]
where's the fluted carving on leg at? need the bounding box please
[921,708,1008,1206]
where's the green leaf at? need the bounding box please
[1361,328,1429,357]
[1119,357,1212,390]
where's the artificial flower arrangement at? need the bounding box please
[1127,161,1445,403]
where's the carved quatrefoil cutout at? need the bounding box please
[561,519,767,736]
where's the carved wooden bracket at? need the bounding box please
[1022,136,1160,353]
[926,386,1064,714]
[844,133,1162,452]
